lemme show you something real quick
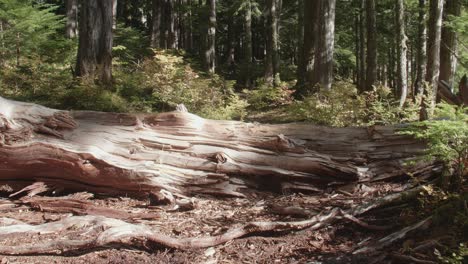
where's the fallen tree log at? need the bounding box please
[0,96,438,197]
[438,76,468,106]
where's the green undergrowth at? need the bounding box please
[401,104,468,191]
[246,82,420,126]
[0,58,423,125]
[397,104,468,263]
[398,185,468,263]
[0,49,248,120]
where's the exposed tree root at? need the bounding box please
[340,211,393,231]
[354,217,432,254]
[0,179,426,258]
[0,209,343,255]
[0,185,425,256]
[391,253,438,264]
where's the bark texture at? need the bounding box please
[415,0,427,97]
[65,0,78,39]
[365,0,377,91]
[75,0,114,85]
[295,0,305,89]
[0,96,437,198]
[439,0,461,89]
[396,0,408,107]
[264,0,279,85]
[205,0,216,73]
[359,0,366,92]
[313,0,336,91]
[425,0,444,109]
[294,0,319,96]
[243,0,253,86]
[151,0,162,48]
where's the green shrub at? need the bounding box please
[401,103,468,191]
[435,243,468,264]
[118,49,248,119]
[245,80,293,111]
[61,84,130,112]
[1,49,248,119]
[0,64,73,108]
[0,0,75,65]
[286,81,365,127]
[364,85,419,125]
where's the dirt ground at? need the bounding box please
[0,181,449,264]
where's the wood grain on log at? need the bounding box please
[0,96,437,197]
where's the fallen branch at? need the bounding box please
[19,196,159,221]
[354,217,432,254]
[340,211,393,231]
[391,253,437,264]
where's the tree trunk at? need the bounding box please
[415,0,427,98]
[425,0,444,114]
[396,0,408,107]
[185,0,193,51]
[112,0,117,30]
[359,0,367,92]
[151,0,162,48]
[295,0,305,89]
[264,0,280,86]
[160,0,167,48]
[15,32,20,67]
[117,0,131,26]
[66,0,78,39]
[274,0,281,84]
[243,0,253,87]
[197,0,205,60]
[0,96,437,198]
[439,0,461,90]
[313,0,336,91]
[167,0,177,49]
[225,18,235,66]
[178,0,184,50]
[294,0,319,97]
[0,21,4,66]
[75,0,113,86]
[365,0,377,91]
[264,0,276,86]
[205,0,216,73]
[355,11,360,86]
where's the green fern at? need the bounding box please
[401,103,468,191]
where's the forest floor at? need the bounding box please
[0,179,449,264]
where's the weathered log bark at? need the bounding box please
[0,96,437,198]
